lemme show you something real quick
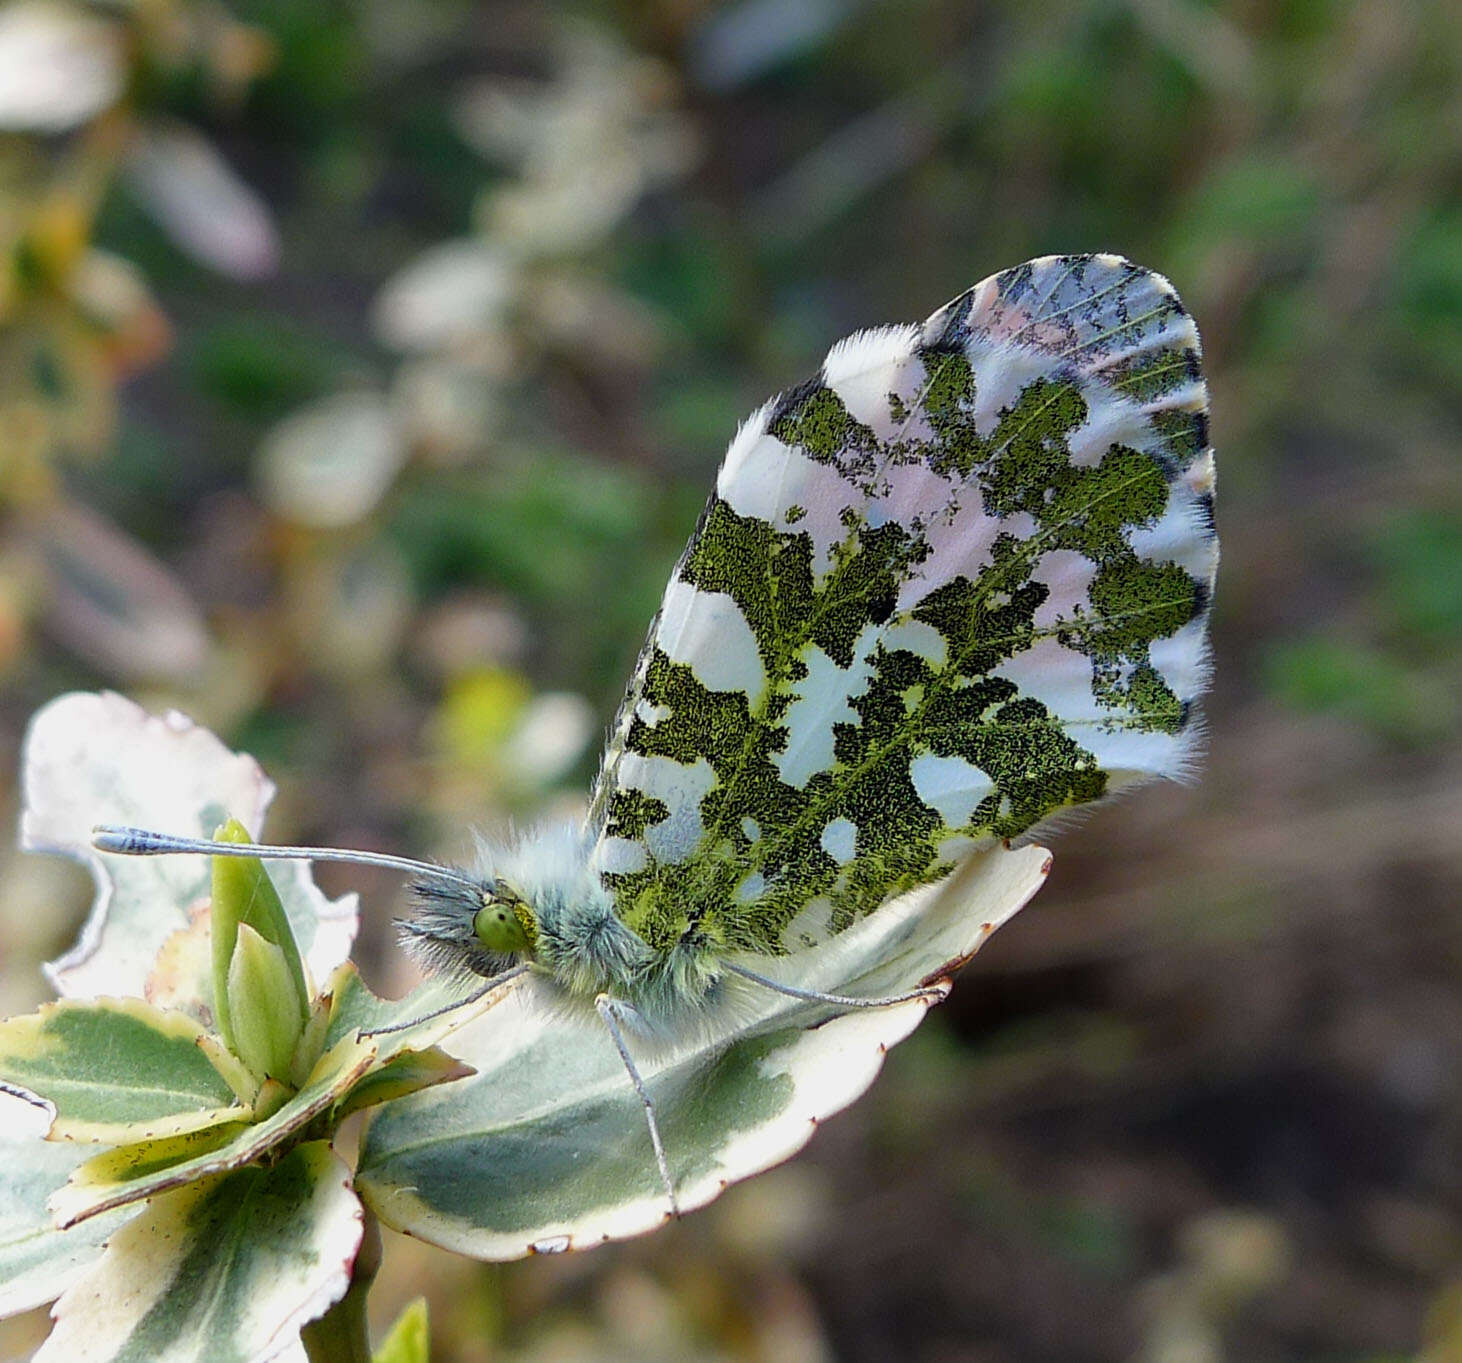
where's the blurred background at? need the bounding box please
[0,0,1458,1359]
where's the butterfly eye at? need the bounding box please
[473,896,533,956]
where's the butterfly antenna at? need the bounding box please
[91,824,484,892]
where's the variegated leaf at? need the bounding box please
[49,1032,377,1228]
[0,1095,134,1317]
[36,1142,361,1363]
[0,997,243,1144]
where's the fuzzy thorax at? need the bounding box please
[397,820,722,1024]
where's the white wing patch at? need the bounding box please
[909,753,994,828]
[821,324,925,432]
[773,628,879,788]
[615,753,716,865]
[657,579,765,697]
[818,818,858,865]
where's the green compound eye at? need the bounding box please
[473,898,532,955]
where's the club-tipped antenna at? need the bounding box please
[91,825,484,892]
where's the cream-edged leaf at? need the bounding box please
[332,1048,475,1124]
[0,997,242,1144]
[50,1032,377,1228]
[35,1143,362,1363]
[62,1120,255,1204]
[319,957,512,1060]
[356,841,1047,1259]
[0,1094,135,1317]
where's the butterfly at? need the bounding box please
[95,252,1217,1217]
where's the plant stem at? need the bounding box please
[301,1207,383,1363]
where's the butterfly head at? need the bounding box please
[399,872,540,980]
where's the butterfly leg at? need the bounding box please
[722,960,947,1012]
[364,964,530,1036]
[595,994,680,1219]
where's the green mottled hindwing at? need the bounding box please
[588,254,1216,958]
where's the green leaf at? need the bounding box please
[35,1143,363,1363]
[0,997,242,1144]
[357,843,1048,1259]
[211,820,311,1055]
[321,958,505,1059]
[50,1031,378,1228]
[226,924,307,1085]
[64,1119,254,1201]
[333,1048,474,1124]
[374,1298,430,1363]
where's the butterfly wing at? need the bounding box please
[588,254,1216,956]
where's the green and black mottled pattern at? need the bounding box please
[596,255,1213,956]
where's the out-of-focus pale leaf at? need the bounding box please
[68,249,171,378]
[452,75,548,163]
[357,843,1049,1259]
[528,273,665,366]
[500,691,594,788]
[125,121,279,281]
[414,596,527,677]
[457,29,698,257]
[689,0,857,92]
[288,541,414,676]
[36,1142,362,1363]
[29,500,210,683]
[0,1093,134,1317]
[20,691,357,1000]
[0,997,242,1144]
[393,358,504,461]
[0,847,83,1018]
[372,240,518,354]
[485,161,646,259]
[256,392,407,529]
[0,2,123,132]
